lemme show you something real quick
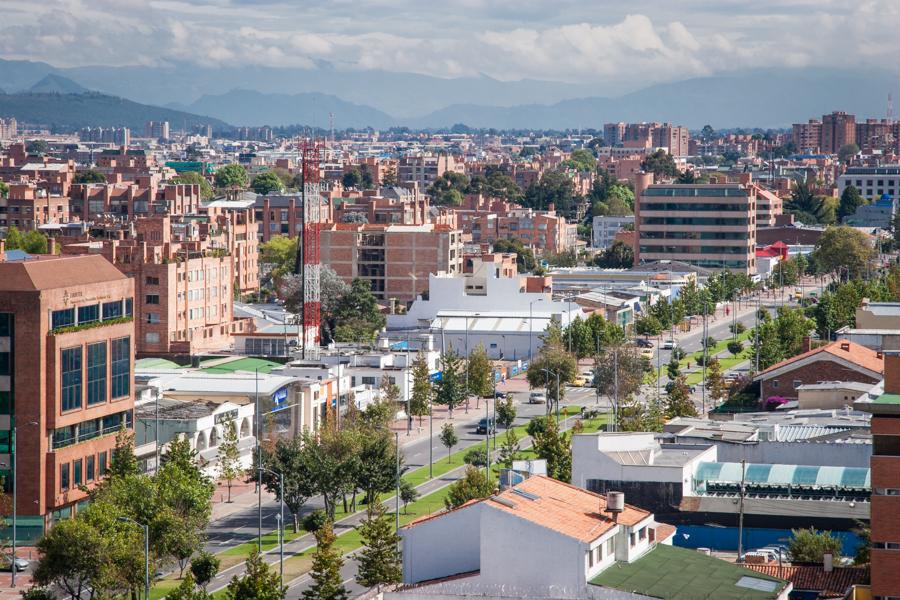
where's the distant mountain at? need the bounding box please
[0,92,228,130]
[184,89,396,128]
[0,59,59,92]
[409,68,900,129]
[29,74,89,94]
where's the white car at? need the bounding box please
[662,340,677,350]
[528,391,547,404]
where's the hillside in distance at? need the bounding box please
[0,92,228,130]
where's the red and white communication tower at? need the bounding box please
[294,138,323,358]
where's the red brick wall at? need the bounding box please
[871,550,900,596]
[759,359,879,401]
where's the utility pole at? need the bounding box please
[428,394,433,479]
[755,294,760,373]
[395,432,401,533]
[737,459,747,563]
[702,300,708,414]
[484,398,490,480]
[255,368,262,551]
[612,348,619,432]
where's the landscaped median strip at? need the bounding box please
[149,409,606,598]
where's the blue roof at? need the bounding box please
[2,250,30,262]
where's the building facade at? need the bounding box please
[592,215,634,249]
[0,253,135,532]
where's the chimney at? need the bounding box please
[840,342,851,351]
[801,336,812,353]
[823,553,833,573]
[0,238,5,262]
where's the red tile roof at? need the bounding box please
[755,340,883,378]
[744,564,869,597]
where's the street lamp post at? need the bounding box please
[259,467,284,587]
[528,298,543,362]
[395,432,400,533]
[118,517,150,600]
[8,420,36,588]
[255,368,262,551]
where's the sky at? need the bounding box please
[2,0,899,90]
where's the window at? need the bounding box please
[587,549,594,568]
[52,308,75,330]
[145,295,160,305]
[146,313,161,324]
[87,342,107,406]
[606,539,614,556]
[145,276,160,285]
[125,298,133,317]
[60,463,70,492]
[86,455,95,481]
[0,313,10,337]
[111,337,130,398]
[98,451,107,476]
[73,458,83,486]
[793,380,803,389]
[78,304,99,324]
[102,301,123,320]
[772,380,779,388]
[639,527,647,541]
[61,347,83,411]
[145,332,160,344]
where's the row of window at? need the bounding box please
[61,337,130,412]
[641,217,750,226]
[639,245,749,255]
[587,537,616,568]
[51,299,133,330]
[60,451,108,492]
[640,231,748,241]
[52,409,133,450]
[640,202,751,212]
[644,187,747,197]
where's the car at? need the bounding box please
[636,338,654,348]
[572,375,587,387]
[528,391,546,404]
[662,339,677,350]
[0,556,28,572]
[493,389,507,399]
[640,349,654,360]
[475,417,496,434]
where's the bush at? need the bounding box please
[303,509,328,533]
[526,416,549,438]
[672,347,687,361]
[463,447,488,467]
[727,340,744,356]
[189,551,221,590]
[729,322,747,335]
[20,589,55,600]
[704,336,716,349]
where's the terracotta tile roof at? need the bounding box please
[755,340,883,379]
[0,254,127,291]
[655,523,677,542]
[744,564,869,597]
[486,475,651,543]
[404,497,486,529]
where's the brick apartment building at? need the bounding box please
[320,223,463,303]
[61,216,251,356]
[69,181,202,221]
[792,120,823,153]
[331,187,429,226]
[2,182,71,229]
[822,111,856,154]
[0,252,135,530]
[253,192,330,242]
[607,122,690,157]
[634,173,758,274]
[398,154,464,189]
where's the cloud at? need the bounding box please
[1,0,900,88]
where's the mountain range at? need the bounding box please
[0,58,898,130]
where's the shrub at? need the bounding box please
[303,509,328,533]
[463,447,488,467]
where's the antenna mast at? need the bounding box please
[294,138,323,359]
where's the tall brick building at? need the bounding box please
[0,252,135,531]
[821,111,857,154]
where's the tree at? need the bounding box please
[408,351,432,426]
[562,149,596,171]
[593,240,634,268]
[853,522,870,565]
[495,395,516,429]
[838,143,860,163]
[666,356,681,381]
[26,139,49,154]
[215,164,249,190]
[251,172,285,195]
[813,226,876,279]
[445,466,494,509]
[19,588,55,600]
[439,423,458,462]
[109,427,141,479]
[302,523,348,600]
[640,149,678,178]
[635,315,663,337]
[434,349,465,417]
[526,339,578,406]
[217,420,242,503]
[301,428,357,521]
[427,171,469,206]
[353,431,400,507]
[522,171,581,217]
[342,168,363,189]
[464,447,488,467]
[172,171,214,200]
[33,517,106,600]
[399,480,419,513]
[530,417,572,482]
[190,551,221,591]
[786,180,832,224]
[333,279,386,343]
[225,548,286,600]
[498,429,521,468]
[492,237,536,272]
[73,169,107,184]
[665,376,697,418]
[838,185,865,221]
[0,181,7,199]
[787,528,843,563]
[259,437,314,532]
[466,344,493,398]
[594,344,646,406]
[259,235,299,285]
[166,573,213,600]
[356,502,402,590]
[727,340,744,357]
[706,359,728,407]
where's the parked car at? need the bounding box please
[636,338,654,348]
[0,556,28,572]
[476,417,496,435]
[640,349,654,360]
[662,339,677,350]
[572,375,587,387]
[493,389,507,398]
[528,391,546,404]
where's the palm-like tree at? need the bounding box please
[786,179,830,224]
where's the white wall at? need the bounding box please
[479,504,586,590]
[402,502,483,584]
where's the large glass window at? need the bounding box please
[52,308,75,330]
[77,304,99,324]
[61,347,83,411]
[60,463,70,492]
[0,314,11,336]
[73,459,83,486]
[102,301,123,320]
[125,298,133,317]
[98,451,107,475]
[86,455,95,481]
[111,337,130,398]
[87,342,107,406]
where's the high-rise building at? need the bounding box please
[0,118,18,140]
[634,173,757,274]
[145,121,170,140]
[0,252,135,529]
[821,111,856,154]
[603,122,626,146]
[651,124,690,157]
[791,119,822,153]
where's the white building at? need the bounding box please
[388,272,581,359]
[838,166,900,201]
[592,215,634,249]
[399,475,674,594]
